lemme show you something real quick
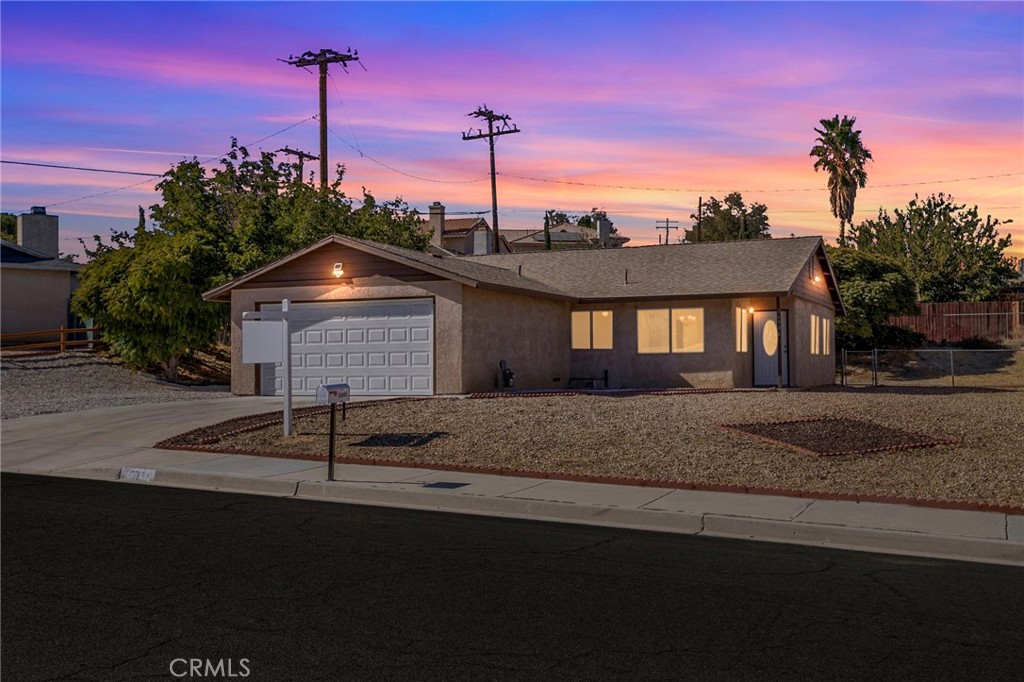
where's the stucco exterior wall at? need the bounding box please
[1,267,77,336]
[228,278,464,395]
[570,298,738,389]
[790,297,837,387]
[460,287,571,391]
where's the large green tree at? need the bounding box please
[810,115,873,246]
[1,212,16,242]
[849,193,1016,302]
[826,246,919,349]
[72,229,227,381]
[684,192,770,242]
[73,140,427,379]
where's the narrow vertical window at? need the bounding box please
[571,311,591,350]
[823,317,830,355]
[735,307,749,353]
[592,310,613,349]
[810,314,820,355]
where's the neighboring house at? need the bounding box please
[1,208,82,338]
[420,202,511,255]
[205,234,843,397]
[504,221,630,252]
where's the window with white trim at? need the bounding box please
[637,308,704,354]
[811,314,830,355]
[735,307,750,353]
[572,310,613,350]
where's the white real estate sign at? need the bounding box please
[242,320,285,363]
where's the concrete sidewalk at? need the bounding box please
[2,398,1022,566]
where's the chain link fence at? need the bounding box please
[838,348,1024,388]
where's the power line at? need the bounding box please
[327,125,489,184]
[3,115,319,215]
[497,170,1024,194]
[0,160,162,177]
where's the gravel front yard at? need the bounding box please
[0,353,230,420]
[166,388,1024,507]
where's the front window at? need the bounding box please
[572,310,613,350]
[637,308,704,353]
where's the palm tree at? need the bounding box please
[810,115,873,245]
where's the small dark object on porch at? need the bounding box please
[499,360,515,389]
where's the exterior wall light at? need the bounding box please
[748,306,755,314]
[332,262,344,278]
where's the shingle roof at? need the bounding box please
[205,234,841,312]
[470,237,826,301]
[416,216,489,236]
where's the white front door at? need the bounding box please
[753,310,789,387]
[259,298,434,396]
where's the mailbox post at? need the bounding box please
[316,383,350,482]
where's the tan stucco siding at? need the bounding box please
[1,268,77,336]
[228,279,464,396]
[460,287,570,392]
[790,297,837,387]
[570,299,738,389]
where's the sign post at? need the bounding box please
[242,299,293,436]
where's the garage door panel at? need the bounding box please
[260,299,434,397]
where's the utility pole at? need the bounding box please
[276,147,319,183]
[462,105,520,254]
[696,196,702,242]
[655,219,679,245]
[281,48,361,191]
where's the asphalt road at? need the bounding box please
[3,473,1022,681]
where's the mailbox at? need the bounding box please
[316,383,351,404]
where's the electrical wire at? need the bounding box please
[327,125,488,184]
[497,170,1024,194]
[0,160,161,177]
[3,115,319,214]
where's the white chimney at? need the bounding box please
[17,207,59,258]
[428,202,445,247]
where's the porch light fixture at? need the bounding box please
[332,262,344,278]
[748,306,755,314]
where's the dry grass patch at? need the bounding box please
[173,388,1024,507]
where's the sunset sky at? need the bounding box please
[2,1,1022,261]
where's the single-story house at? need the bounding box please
[205,233,843,396]
[420,202,511,255]
[503,221,630,252]
[1,208,82,338]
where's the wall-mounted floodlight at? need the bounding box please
[332,262,344,278]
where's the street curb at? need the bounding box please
[702,515,1024,566]
[35,466,1024,567]
[295,481,707,535]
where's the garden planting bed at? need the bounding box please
[157,387,1024,510]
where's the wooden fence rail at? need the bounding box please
[889,301,1022,343]
[0,326,103,355]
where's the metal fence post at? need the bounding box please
[949,349,955,388]
[841,349,847,387]
[872,348,878,387]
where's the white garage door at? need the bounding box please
[260,298,434,396]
